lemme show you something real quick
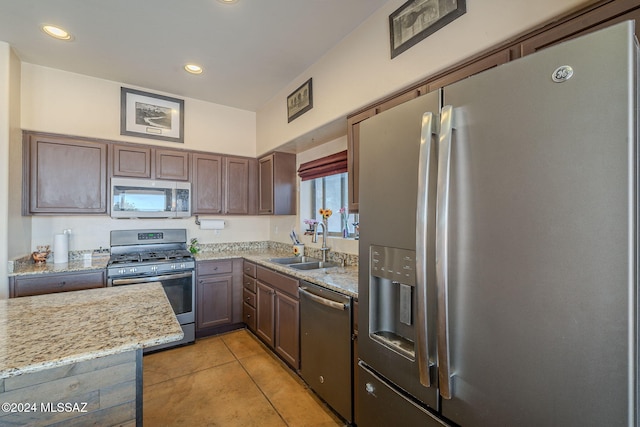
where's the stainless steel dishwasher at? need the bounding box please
[299,280,352,423]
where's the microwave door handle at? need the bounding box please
[416,111,437,388]
[436,105,454,399]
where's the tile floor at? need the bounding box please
[143,329,345,426]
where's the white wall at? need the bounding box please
[256,0,590,154]
[0,42,10,298]
[21,64,257,156]
[19,64,267,252]
[1,43,25,298]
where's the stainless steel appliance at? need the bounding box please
[107,229,195,352]
[299,281,352,423]
[357,21,639,426]
[111,177,191,218]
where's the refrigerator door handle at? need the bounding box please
[416,111,437,388]
[436,105,454,399]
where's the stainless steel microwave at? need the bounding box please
[111,177,191,218]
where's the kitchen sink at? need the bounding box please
[269,256,321,264]
[288,261,339,270]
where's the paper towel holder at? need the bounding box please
[195,215,226,230]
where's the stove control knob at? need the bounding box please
[180,263,186,269]
[151,265,158,272]
[171,264,177,270]
[118,268,126,275]
[129,267,137,274]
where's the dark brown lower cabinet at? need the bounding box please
[196,259,243,338]
[9,270,106,298]
[254,266,300,369]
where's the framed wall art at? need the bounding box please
[389,0,466,59]
[120,87,185,143]
[287,78,313,123]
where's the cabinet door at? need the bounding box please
[112,144,151,178]
[520,1,640,56]
[275,291,300,368]
[10,270,106,298]
[155,149,189,181]
[27,134,108,214]
[256,281,275,347]
[258,154,274,214]
[192,153,223,214]
[224,157,250,214]
[197,274,233,329]
[347,110,375,214]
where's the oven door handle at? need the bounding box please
[111,272,193,286]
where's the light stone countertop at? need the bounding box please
[194,249,359,298]
[8,257,110,277]
[0,283,183,379]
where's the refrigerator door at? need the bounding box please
[358,90,440,412]
[440,21,637,426]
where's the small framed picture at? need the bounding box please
[287,78,313,123]
[120,87,184,143]
[390,0,466,59]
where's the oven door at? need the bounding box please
[111,271,195,325]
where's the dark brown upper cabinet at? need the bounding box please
[192,153,223,215]
[155,149,189,181]
[112,143,189,181]
[192,154,257,215]
[258,152,296,215]
[24,133,108,214]
[224,156,258,215]
[112,144,152,178]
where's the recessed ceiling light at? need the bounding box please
[184,64,203,75]
[217,0,238,4]
[42,25,72,41]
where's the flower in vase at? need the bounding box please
[319,208,332,220]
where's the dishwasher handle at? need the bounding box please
[299,287,349,310]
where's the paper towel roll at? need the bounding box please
[199,219,225,230]
[53,233,69,264]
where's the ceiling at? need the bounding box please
[0,0,388,112]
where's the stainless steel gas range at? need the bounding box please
[107,229,195,352]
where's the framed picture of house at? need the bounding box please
[389,0,466,59]
[120,87,185,143]
[287,78,313,123]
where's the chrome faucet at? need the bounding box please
[312,221,330,262]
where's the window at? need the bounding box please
[298,150,357,238]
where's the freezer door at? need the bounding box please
[439,21,638,426]
[358,91,440,410]
[357,362,449,427]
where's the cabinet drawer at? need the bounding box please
[243,302,256,331]
[243,261,257,278]
[256,265,298,298]
[11,270,106,298]
[197,259,233,276]
[243,287,256,308]
[243,275,257,293]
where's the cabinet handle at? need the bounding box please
[246,297,251,301]
[56,281,66,287]
[213,267,218,271]
[246,314,251,318]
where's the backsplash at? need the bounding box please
[197,241,359,267]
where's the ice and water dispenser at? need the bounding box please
[368,245,417,360]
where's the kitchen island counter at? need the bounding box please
[0,283,182,426]
[0,283,182,378]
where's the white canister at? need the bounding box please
[53,230,71,264]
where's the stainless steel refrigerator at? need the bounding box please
[356,21,639,426]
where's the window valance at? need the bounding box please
[297,150,347,181]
